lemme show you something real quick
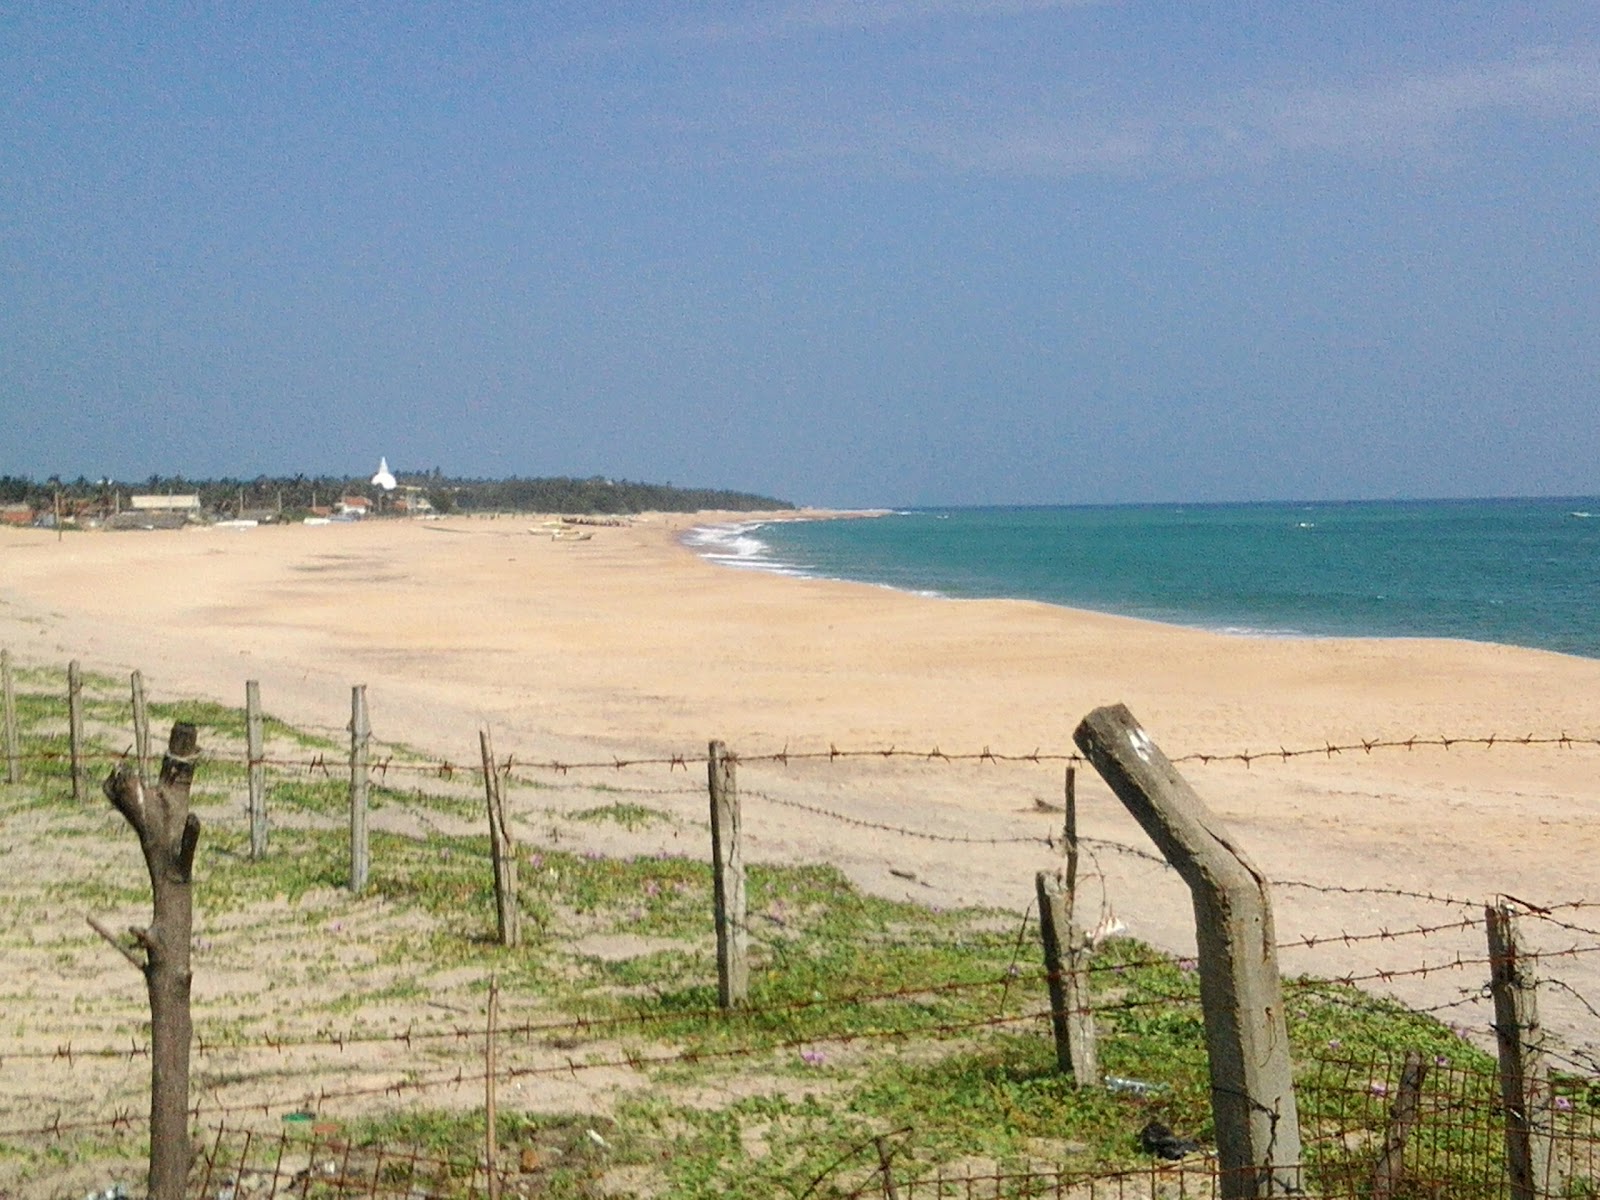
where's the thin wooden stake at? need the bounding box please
[486,974,501,1200]
[246,680,266,859]
[1062,765,1076,865]
[1488,901,1555,1200]
[348,685,369,894]
[68,659,85,803]
[130,670,150,784]
[480,730,520,947]
[2,649,19,785]
[708,740,748,1008]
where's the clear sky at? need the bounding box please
[3,3,1598,507]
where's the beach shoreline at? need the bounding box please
[3,513,1600,1052]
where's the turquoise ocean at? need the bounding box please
[684,499,1600,661]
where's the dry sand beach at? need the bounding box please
[4,511,1600,1131]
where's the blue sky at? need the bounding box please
[3,2,1598,506]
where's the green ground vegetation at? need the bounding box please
[0,669,1592,1199]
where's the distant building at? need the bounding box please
[337,496,372,517]
[392,488,434,515]
[1,503,34,527]
[129,494,202,513]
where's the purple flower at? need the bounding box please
[1327,1039,1342,1049]
[799,1048,826,1067]
[1556,1096,1574,1112]
[1369,1082,1389,1097]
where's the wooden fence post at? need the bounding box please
[1488,901,1555,1200]
[708,740,748,1008]
[131,670,150,783]
[349,685,369,894]
[68,659,85,802]
[486,974,502,1200]
[1075,704,1301,1198]
[1037,870,1100,1085]
[1371,1050,1429,1200]
[89,722,202,1200]
[246,680,267,859]
[479,730,520,947]
[2,649,19,785]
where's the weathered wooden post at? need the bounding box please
[89,722,202,1200]
[1371,1050,1429,1200]
[68,658,85,802]
[708,740,748,1008]
[486,974,502,1200]
[1037,870,1099,1085]
[1039,761,1099,1083]
[2,649,19,785]
[1074,704,1301,1197]
[130,670,150,782]
[1488,901,1555,1200]
[349,685,369,894]
[479,730,520,947]
[245,680,267,859]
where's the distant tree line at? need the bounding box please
[0,471,793,517]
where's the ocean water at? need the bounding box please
[684,499,1600,660]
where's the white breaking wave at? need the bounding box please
[682,522,810,577]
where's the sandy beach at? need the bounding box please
[4,512,1600,1054]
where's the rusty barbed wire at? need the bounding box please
[7,726,1600,782]
[15,912,1504,1068]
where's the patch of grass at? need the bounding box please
[566,801,675,831]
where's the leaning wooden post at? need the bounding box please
[1075,705,1301,1198]
[68,658,86,802]
[479,730,520,947]
[348,685,370,894]
[2,649,20,785]
[131,670,151,783]
[1040,762,1099,1083]
[1488,900,1555,1200]
[708,740,748,1008]
[1037,871,1100,1084]
[245,681,267,859]
[91,722,202,1200]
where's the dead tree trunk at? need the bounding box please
[96,722,201,1200]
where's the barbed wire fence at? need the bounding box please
[4,655,1600,1197]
